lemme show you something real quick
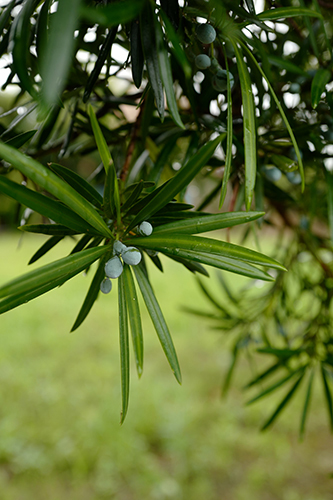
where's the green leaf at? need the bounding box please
[258,7,323,21]
[70,234,93,255]
[271,155,298,173]
[10,0,38,98]
[166,254,209,276]
[242,43,305,191]
[140,3,164,120]
[50,163,103,209]
[40,0,81,108]
[80,0,145,26]
[153,211,264,235]
[246,367,305,405]
[19,224,78,235]
[126,233,286,270]
[118,272,130,424]
[321,364,333,431]
[311,68,331,109]
[219,45,233,208]
[154,12,184,129]
[127,135,222,231]
[261,371,305,431]
[83,26,118,103]
[222,341,240,396]
[71,256,108,332]
[244,362,283,389]
[130,20,144,89]
[326,170,333,247]
[0,142,112,238]
[0,176,97,234]
[267,55,308,76]
[28,236,64,265]
[0,245,109,300]
[229,40,256,210]
[88,104,112,174]
[5,130,37,150]
[0,270,79,316]
[133,264,181,383]
[159,10,192,80]
[123,264,144,377]
[300,368,314,439]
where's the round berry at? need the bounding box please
[212,69,234,92]
[100,278,112,294]
[105,256,123,278]
[113,240,127,255]
[286,171,302,185]
[195,54,211,70]
[263,167,282,182]
[196,24,216,44]
[122,246,142,266]
[138,221,153,236]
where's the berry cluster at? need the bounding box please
[194,22,234,93]
[100,221,153,294]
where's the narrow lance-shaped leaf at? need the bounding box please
[321,364,333,431]
[219,45,233,208]
[153,211,265,235]
[154,11,184,129]
[133,264,181,383]
[0,176,98,235]
[326,169,333,247]
[127,135,223,231]
[229,39,256,210]
[28,236,64,265]
[88,104,111,174]
[257,7,323,21]
[0,245,109,300]
[80,0,145,26]
[246,367,305,405]
[140,3,164,121]
[122,264,144,377]
[118,273,130,424]
[83,26,118,103]
[40,0,81,109]
[242,43,305,190]
[126,233,286,270]
[19,224,78,236]
[10,0,38,98]
[261,371,305,431]
[4,130,37,150]
[300,368,314,439]
[159,10,191,80]
[0,142,112,237]
[161,249,274,281]
[71,256,108,332]
[50,163,103,209]
[311,68,331,109]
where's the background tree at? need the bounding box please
[0,0,332,432]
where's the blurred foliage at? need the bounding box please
[0,0,332,430]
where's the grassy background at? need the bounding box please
[0,231,332,500]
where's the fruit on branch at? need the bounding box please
[196,23,216,44]
[100,278,112,294]
[195,54,211,70]
[137,221,153,236]
[105,256,124,278]
[122,247,142,265]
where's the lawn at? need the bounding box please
[0,231,332,500]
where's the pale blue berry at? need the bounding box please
[122,246,142,266]
[196,24,216,44]
[195,54,211,70]
[138,221,153,236]
[113,240,127,255]
[263,167,282,182]
[100,278,112,294]
[286,171,302,185]
[105,256,123,278]
[212,69,234,92]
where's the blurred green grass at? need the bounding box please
[0,231,332,500]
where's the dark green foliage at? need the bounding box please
[0,0,332,429]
